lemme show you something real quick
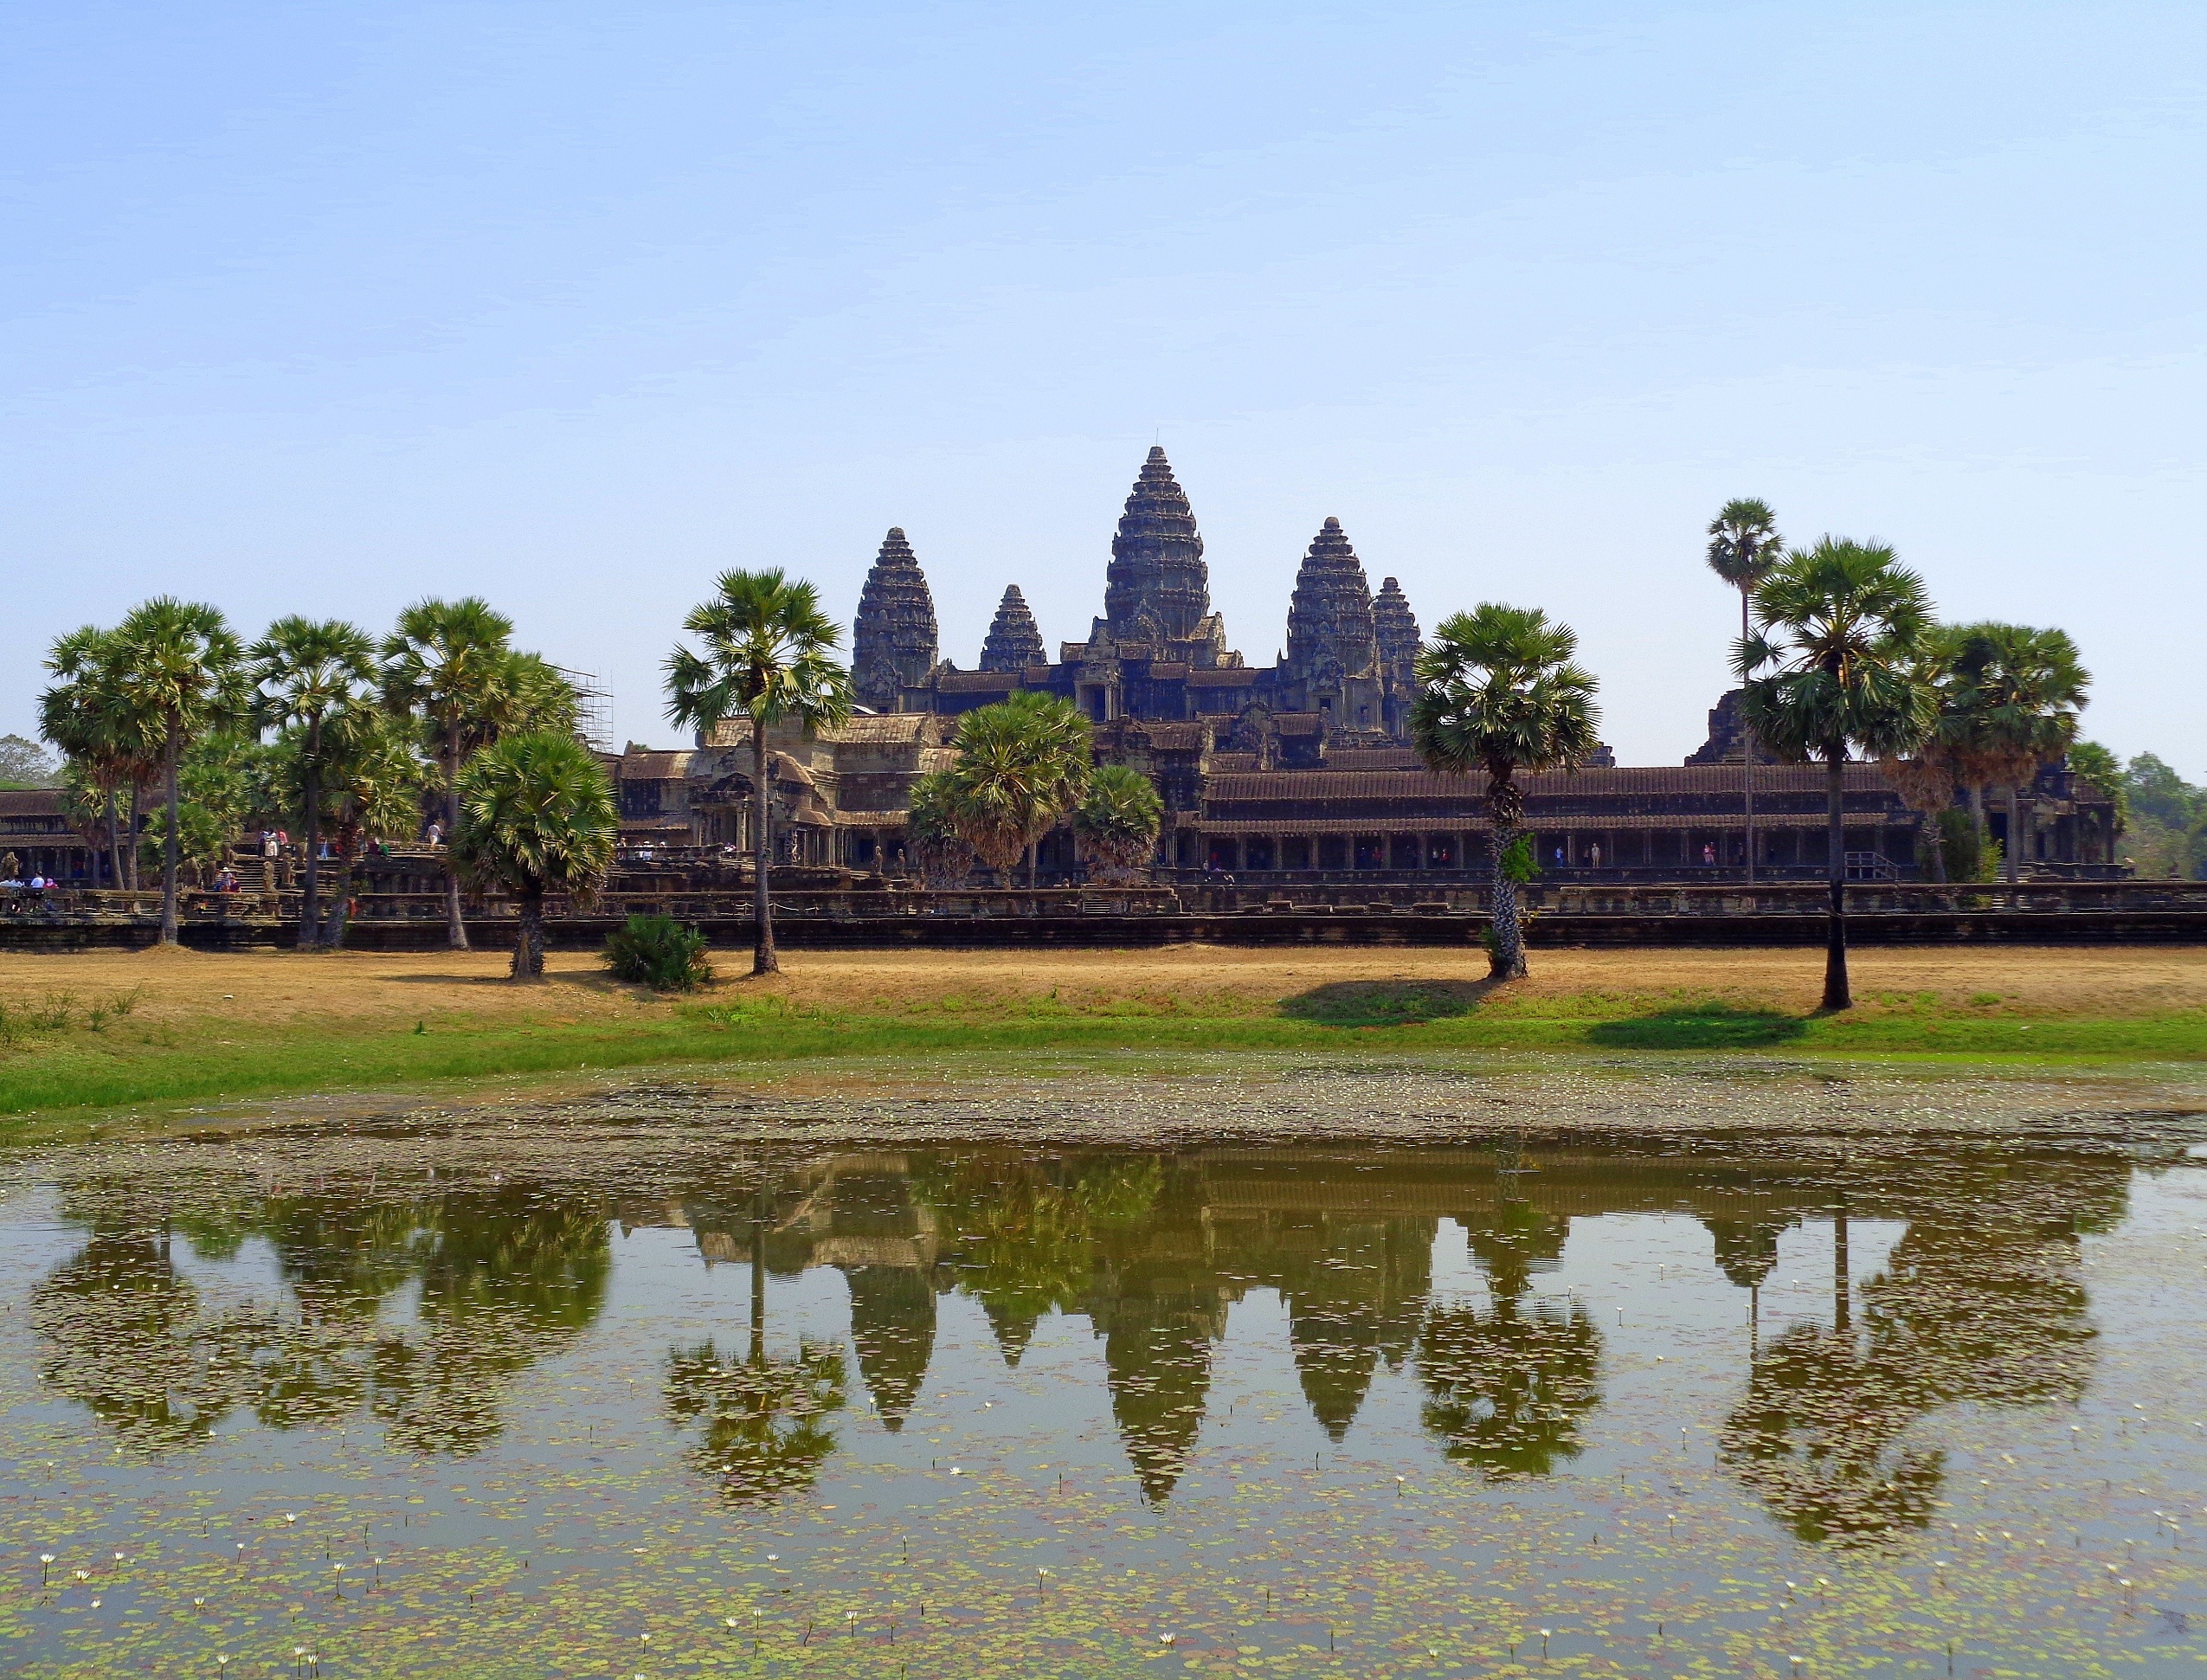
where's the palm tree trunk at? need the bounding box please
[1741,589,1756,886]
[159,728,182,946]
[321,848,354,948]
[750,1189,768,1366]
[125,784,142,890]
[297,719,323,949]
[1488,820,1527,981]
[1821,745,1850,1011]
[1832,1200,1850,1335]
[2006,781,2024,887]
[105,800,121,891]
[513,881,544,980]
[1925,814,1947,885]
[444,722,469,951]
[1026,839,1037,891]
[753,726,778,976]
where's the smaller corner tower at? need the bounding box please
[1372,576,1421,738]
[979,585,1047,673]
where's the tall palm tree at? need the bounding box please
[1876,623,1972,885]
[249,617,379,948]
[1411,604,1600,980]
[664,570,853,975]
[285,706,425,947]
[382,597,525,951]
[1072,763,1165,881]
[449,731,616,979]
[107,599,248,945]
[904,769,975,886]
[1707,499,1784,883]
[1741,539,1936,1011]
[945,692,1094,888]
[1970,624,2090,885]
[40,626,156,891]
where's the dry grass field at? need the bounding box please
[3,940,2205,1027]
[2,941,2204,1126]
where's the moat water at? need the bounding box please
[3,1074,2206,1677]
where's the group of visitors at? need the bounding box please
[1,853,65,898]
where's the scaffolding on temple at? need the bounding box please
[556,667,614,754]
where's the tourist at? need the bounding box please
[0,852,16,880]
[1588,840,1603,869]
[425,820,443,848]
[1702,842,1716,867]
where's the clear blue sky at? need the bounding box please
[4,3,2202,771]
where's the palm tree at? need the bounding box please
[107,599,248,944]
[1411,604,1600,980]
[1741,539,1936,1011]
[904,769,975,886]
[664,570,853,976]
[1876,623,1970,885]
[946,692,1094,888]
[449,731,616,979]
[1072,763,1164,881]
[286,706,425,947]
[382,598,528,952]
[40,626,156,891]
[248,617,379,948]
[1970,624,2090,885]
[1707,499,1784,883]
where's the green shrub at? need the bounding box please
[602,915,714,992]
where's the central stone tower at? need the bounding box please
[851,527,939,713]
[1104,447,1212,647]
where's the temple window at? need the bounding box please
[1389,835,1420,870]
[1245,837,1276,871]
[1281,836,1312,870]
[1353,835,1384,870]
[1317,835,1348,870]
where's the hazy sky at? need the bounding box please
[4,3,2202,771]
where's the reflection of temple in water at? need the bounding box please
[652,1142,2136,1516]
[35,1140,2140,1539]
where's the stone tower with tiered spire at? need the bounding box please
[1371,576,1421,737]
[851,527,939,713]
[979,585,1046,673]
[1102,447,1223,658]
[1283,517,1385,731]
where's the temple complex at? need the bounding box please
[614,442,2123,883]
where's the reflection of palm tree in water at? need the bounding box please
[367,1189,612,1456]
[1723,1168,2107,1546]
[34,1189,611,1455]
[665,1194,845,1504]
[1416,1199,1602,1478]
[31,1231,269,1451]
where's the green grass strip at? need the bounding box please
[4,988,2205,1129]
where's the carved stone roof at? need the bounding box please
[979,585,1046,673]
[1105,447,1212,645]
[1284,518,1378,682]
[616,750,696,780]
[1203,763,1907,804]
[935,671,1022,694]
[852,527,940,711]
